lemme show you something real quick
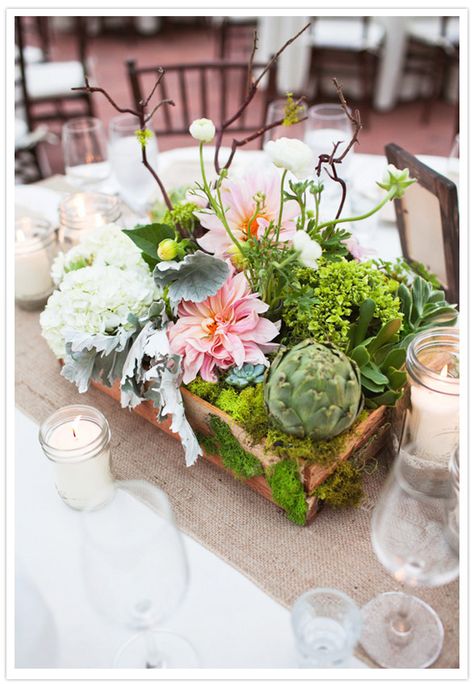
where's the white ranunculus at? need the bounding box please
[264,137,314,179]
[40,263,157,358]
[189,118,216,143]
[292,230,322,269]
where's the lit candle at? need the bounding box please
[59,192,121,248]
[39,405,113,510]
[15,217,57,310]
[408,365,459,460]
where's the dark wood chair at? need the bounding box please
[15,16,93,131]
[386,143,459,303]
[403,17,459,125]
[215,18,258,59]
[126,58,277,142]
[306,17,385,127]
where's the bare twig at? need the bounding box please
[73,74,175,212]
[315,78,363,219]
[214,22,311,173]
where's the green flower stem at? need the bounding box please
[198,142,245,258]
[275,169,288,242]
[314,187,397,233]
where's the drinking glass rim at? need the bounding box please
[308,104,349,121]
[63,117,104,133]
[109,112,144,133]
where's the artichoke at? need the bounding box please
[264,340,363,440]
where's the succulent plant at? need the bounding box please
[264,340,363,441]
[225,363,266,388]
[397,276,457,348]
[346,298,406,408]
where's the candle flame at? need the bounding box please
[74,194,87,217]
[16,229,26,242]
[440,365,448,378]
[72,415,82,438]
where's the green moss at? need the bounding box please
[197,432,219,455]
[313,460,363,507]
[207,415,264,480]
[266,459,307,525]
[265,410,369,466]
[283,261,400,348]
[186,377,223,405]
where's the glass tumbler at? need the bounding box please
[291,588,362,667]
[62,117,110,187]
[262,98,308,146]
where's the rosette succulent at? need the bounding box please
[264,340,363,440]
[225,363,266,388]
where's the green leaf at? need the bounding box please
[398,283,413,325]
[352,299,376,349]
[361,362,389,386]
[361,376,386,393]
[380,348,406,372]
[386,367,407,390]
[154,251,230,305]
[366,389,403,408]
[367,319,401,354]
[350,345,370,368]
[123,223,175,261]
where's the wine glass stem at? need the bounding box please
[145,630,165,668]
[388,593,413,644]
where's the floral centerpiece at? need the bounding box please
[40,26,457,524]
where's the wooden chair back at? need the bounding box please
[385,143,459,303]
[126,58,277,140]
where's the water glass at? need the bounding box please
[62,117,110,187]
[108,113,159,213]
[291,588,361,667]
[304,104,353,170]
[262,99,308,146]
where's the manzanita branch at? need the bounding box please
[72,75,175,211]
[214,22,311,173]
[315,78,363,220]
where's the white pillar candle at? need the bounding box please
[15,217,57,309]
[39,406,113,511]
[409,382,459,460]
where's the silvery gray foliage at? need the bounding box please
[120,300,202,466]
[153,251,229,308]
[61,320,138,393]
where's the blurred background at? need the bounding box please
[15,15,459,183]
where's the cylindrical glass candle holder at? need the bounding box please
[15,216,58,310]
[397,327,459,496]
[58,192,122,248]
[39,405,113,511]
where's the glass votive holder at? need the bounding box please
[58,191,122,248]
[39,405,114,511]
[15,216,58,311]
[291,588,362,668]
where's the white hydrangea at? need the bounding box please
[40,263,157,358]
[52,223,149,285]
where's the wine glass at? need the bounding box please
[262,98,308,146]
[359,441,459,668]
[81,479,198,668]
[291,588,361,668]
[108,113,159,214]
[62,117,111,188]
[304,104,353,170]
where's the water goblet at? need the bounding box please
[62,117,110,188]
[81,479,198,668]
[359,441,459,668]
[262,98,308,146]
[291,588,362,668]
[108,113,159,214]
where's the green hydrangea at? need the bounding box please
[283,261,400,348]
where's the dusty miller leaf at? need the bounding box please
[153,251,229,305]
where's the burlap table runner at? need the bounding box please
[15,307,459,668]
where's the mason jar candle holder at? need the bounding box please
[397,327,459,496]
[39,405,114,511]
[15,217,58,310]
[58,191,122,248]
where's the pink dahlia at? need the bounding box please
[167,271,280,384]
[196,168,299,257]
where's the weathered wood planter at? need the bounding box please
[93,379,391,524]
